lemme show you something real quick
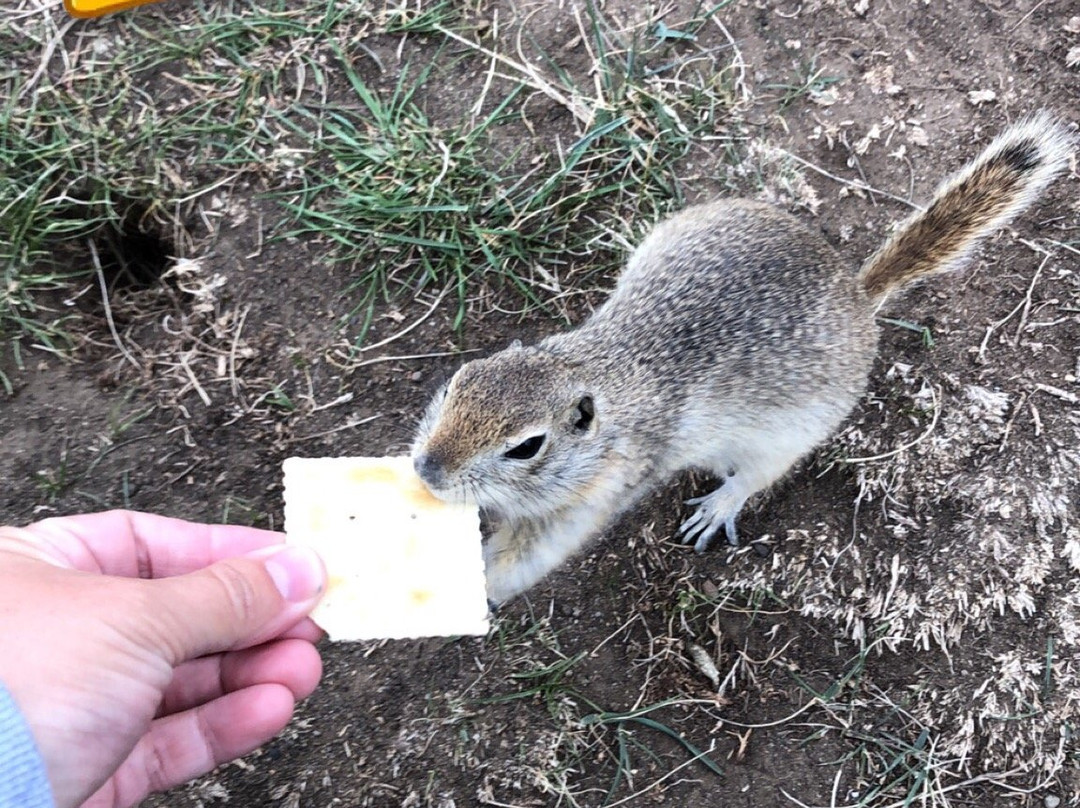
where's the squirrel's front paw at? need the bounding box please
[678,477,748,552]
[679,495,739,552]
[679,478,773,557]
[483,529,535,606]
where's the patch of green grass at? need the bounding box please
[482,631,724,804]
[0,2,381,359]
[276,1,740,349]
[274,51,523,331]
[582,701,724,802]
[2,1,740,369]
[782,636,969,807]
[489,650,590,719]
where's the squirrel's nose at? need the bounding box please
[413,450,445,488]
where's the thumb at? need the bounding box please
[146,545,326,664]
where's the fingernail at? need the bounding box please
[263,546,325,602]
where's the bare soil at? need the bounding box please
[3,1,1079,806]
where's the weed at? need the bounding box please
[582,700,724,802]
[277,2,739,343]
[263,385,295,411]
[33,441,70,502]
[881,316,936,349]
[766,58,841,110]
[222,495,262,526]
[482,634,724,804]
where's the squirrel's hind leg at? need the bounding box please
[678,434,820,553]
[678,404,846,553]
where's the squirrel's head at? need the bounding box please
[411,344,603,519]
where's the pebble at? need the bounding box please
[1044,795,1060,808]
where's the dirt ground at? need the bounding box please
[2,0,1079,806]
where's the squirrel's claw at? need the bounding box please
[679,491,741,552]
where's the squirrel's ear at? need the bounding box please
[572,395,595,432]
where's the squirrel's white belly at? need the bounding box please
[674,400,845,483]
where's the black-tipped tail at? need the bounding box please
[859,112,1075,303]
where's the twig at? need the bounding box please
[1033,383,1079,404]
[708,696,818,729]
[1009,0,1050,32]
[975,254,1048,364]
[310,392,354,413]
[1012,252,1051,345]
[228,305,250,399]
[434,25,591,127]
[469,8,500,120]
[286,414,382,444]
[1043,238,1080,258]
[346,350,478,370]
[780,151,923,210]
[179,352,211,406]
[352,286,450,355]
[842,384,941,464]
[88,241,141,370]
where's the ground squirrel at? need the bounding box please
[411,113,1075,605]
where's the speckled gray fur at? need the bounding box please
[412,113,1075,605]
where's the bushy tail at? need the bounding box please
[859,112,1075,303]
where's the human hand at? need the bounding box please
[0,509,326,808]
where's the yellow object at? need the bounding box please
[283,456,489,641]
[64,0,163,18]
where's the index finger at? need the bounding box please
[0,509,285,578]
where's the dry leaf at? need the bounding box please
[864,65,903,95]
[1067,46,1080,69]
[855,123,882,155]
[907,125,929,147]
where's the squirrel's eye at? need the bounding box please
[504,435,545,460]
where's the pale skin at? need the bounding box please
[0,510,327,808]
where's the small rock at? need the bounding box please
[1044,795,1060,808]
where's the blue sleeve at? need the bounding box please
[0,680,54,808]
